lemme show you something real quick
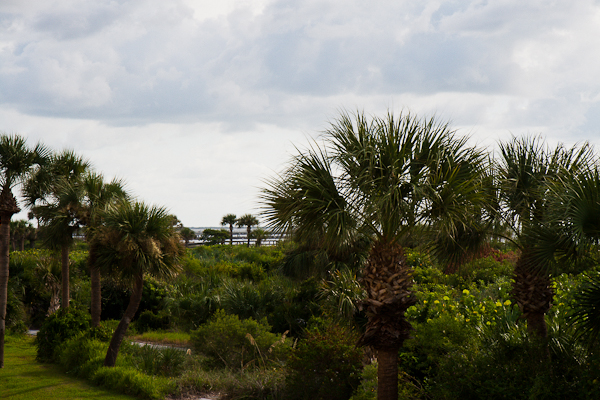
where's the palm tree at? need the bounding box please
[0,134,48,368]
[261,110,487,400]
[250,228,270,247]
[236,214,259,247]
[495,136,592,338]
[24,150,90,309]
[95,200,183,367]
[221,214,237,245]
[79,173,128,327]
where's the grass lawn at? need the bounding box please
[0,335,136,400]
[130,331,191,347]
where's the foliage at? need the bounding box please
[134,310,170,333]
[201,228,229,245]
[92,365,174,400]
[35,307,91,362]
[285,318,363,400]
[191,309,289,370]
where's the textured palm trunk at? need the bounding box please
[358,240,416,400]
[61,244,70,308]
[229,225,233,245]
[104,272,144,367]
[89,244,101,327]
[378,347,400,400]
[0,212,10,368]
[511,250,553,338]
[246,226,251,247]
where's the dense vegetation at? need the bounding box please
[4,243,600,399]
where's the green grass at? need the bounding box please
[131,331,191,346]
[0,335,136,400]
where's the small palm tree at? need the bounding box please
[496,136,592,338]
[95,200,183,367]
[262,110,488,400]
[221,214,237,245]
[24,150,91,309]
[236,214,259,247]
[0,134,48,368]
[80,172,128,327]
[250,228,270,247]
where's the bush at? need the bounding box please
[135,310,170,333]
[57,335,105,376]
[127,345,187,377]
[285,319,363,400]
[35,308,90,362]
[92,366,174,400]
[191,309,288,370]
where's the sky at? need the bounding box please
[2,0,600,227]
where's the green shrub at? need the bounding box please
[135,310,170,333]
[92,365,174,400]
[191,309,288,369]
[285,319,363,400]
[57,335,105,376]
[127,345,187,377]
[35,308,90,362]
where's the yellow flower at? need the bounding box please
[427,318,432,323]
[466,318,470,322]
[481,306,485,312]
[462,289,470,295]
[473,311,478,315]
[504,300,512,306]
[486,321,491,325]
[495,301,502,307]
[443,296,450,301]
[434,300,440,304]
[423,300,428,304]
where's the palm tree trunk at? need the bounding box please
[358,241,416,400]
[377,347,399,400]
[246,226,251,247]
[229,225,233,245]
[104,272,144,367]
[61,244,70,309]
[89,244,101,327]
[0,212,10,368]
[19,237,24,252]
[512,250,553,338]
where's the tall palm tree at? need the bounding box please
[0,134,48,368]
[221,214,237,245]
[495,136,592,338]
[95,200,183,367]
[24,150,90,309]
[236,214,258,247]
[79,173,128,327]
[261,110,487,400]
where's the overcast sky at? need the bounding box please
[2,0,600,226]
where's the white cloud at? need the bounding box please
[2,0,600,225]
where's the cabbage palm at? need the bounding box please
[221,213,237,245]
[261,110,488,400]
[95,200,183,367]
[80,172,128,327]
[24,150,90,309]
[237,214,259,247]
[0,134,48,368]
[496,136,592,338]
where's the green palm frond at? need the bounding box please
[95,200,183,284]
[569,272,600,346]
